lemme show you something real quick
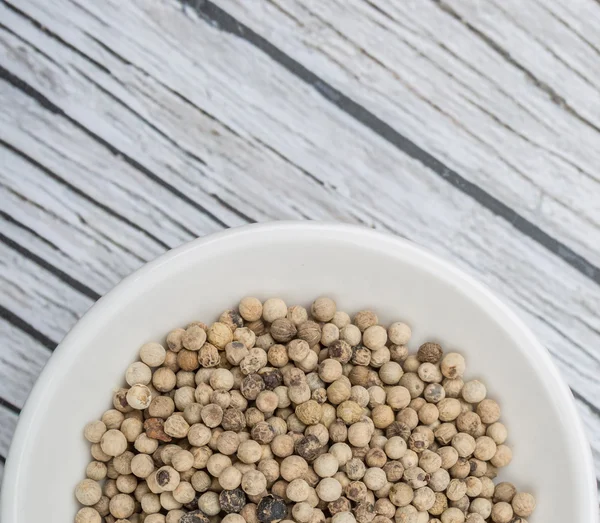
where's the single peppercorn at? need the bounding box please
[219,488,247,513]
[257,495,288,522]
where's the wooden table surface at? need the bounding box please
[1,0,599,493]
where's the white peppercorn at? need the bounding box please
[316,477,342,502]
[383,437,406,460]
[125,362,152,386]
[477,399,501,424]
[206,454,233,478]
[287,478,311,502]
[468,497,492,518]
[486,423,507,445]
[490,501,513,523]
[238,440,262,464]
[389,482,413,507]
[440,507,465,523]
[363,468,387,491]
[84,420,107,444]
[140,342,167,367]
[198,491,221,516]
[427,469,450,493]
[511,492,535,517]
[280,455,309,482]
[399,373,424,399]
[126,384,152,410]
[417,363,443,384]
[440,353,465,379]
[262,298,287,322]
[239,297,263,321]
[242,470,267,496]
[75,479,103,506]
[339,324,361,347]
[320,323,340,347]
[490,445,512,468]
[116,474,137,494]
[163,415,190,438]
[379,362,403,385]
[412,486,435,511]
[100,429,128,457]
[86,461,108,481]
[109,493,135,518]
[75,507,102,523]
[102,409,125,430]
[437,399,461,422]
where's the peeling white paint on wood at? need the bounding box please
[0,0,598,488]
[0,318,50,410]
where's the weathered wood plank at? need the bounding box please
[0,407,18,462]
[495,0,600,90]
[0,242,93,343]
[212,0,600,269]
[540,0,600,50]
[0,317,51,409]
[442,0,600,126]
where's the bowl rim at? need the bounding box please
[2,221,597,520]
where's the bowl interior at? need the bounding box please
[3,223,595,522]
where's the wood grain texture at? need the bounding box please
[213,0,600,270]
[0,0,599,490]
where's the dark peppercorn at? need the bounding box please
[328,496,351,515]
[257,495,287,523]
[295,434,322,461]
[252,421,276,444]
[222,408,246,431]
[270,318,297,342]
[354,502,376,523]
[328,340,352,363]
[383,461,404,482]
[180,510,210,523]
[183,492,201,511]
[144,418,172,442]
[219,488,246,513]
[156,469,170,487]
[241,374,265,400]
[221,310,244,331]
[417,342,443,363]
[386,421,411,441]
[351,345,371,366]
[312,388,327,403]
[260,368,283,390]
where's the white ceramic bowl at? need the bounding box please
[2,222,597,522]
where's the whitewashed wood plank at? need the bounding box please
[540,0,600,50]
[0,243,94,342]
[494,0,600,90]
[210,0,600,269]
[0,407,18,461]
[442,0,600,126]
[577,399,600,482]
[0,317,51,409]
[1,148,159,294]
[1,0,599,407]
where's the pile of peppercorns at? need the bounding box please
[74,297,536,523]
